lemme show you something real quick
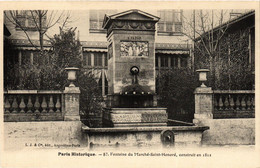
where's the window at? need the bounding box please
[155,55,159,67]
[21,50,31,65]
[174,10,182,23]
[105,75,108,95]
[83,52,91,66]
[104,54,108,66]
[15,10,46,31]
[175,23,182,32]
[89,10,117,33]
[171,56,178,68]
[250,27,255,70]
[156,54,188,69]
[97,73,109,96]
[157,10,183,34]
[94,53,103,66]
[160,55,168,67]
[181,56,188,67]
[98,75,102,94]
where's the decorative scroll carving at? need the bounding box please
[107,21,156,36]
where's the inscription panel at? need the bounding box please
[141,113,168,122]
[111,114,142,123]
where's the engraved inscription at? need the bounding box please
[141,113,168,122]
[111,114,142,123]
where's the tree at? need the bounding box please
[4,27,103,127]
[157,68,199,123]
[182,10,253,90]
[50,27,81,68]
[4,10,72,52]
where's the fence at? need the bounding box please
[4,90,64,122]
[213,90,255,119]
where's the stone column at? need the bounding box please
[193,87,213,125]
[64,87,80,121]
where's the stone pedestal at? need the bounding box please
[64,87,80,121]
[193,87,213,125]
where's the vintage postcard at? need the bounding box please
[0,1,259,167]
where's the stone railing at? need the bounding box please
[4,90,64,122]
[193,69,255,124]
[213,90,255,119]
[4,87,80,122]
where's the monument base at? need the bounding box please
[103,108,168,127]
[82,125,209,148]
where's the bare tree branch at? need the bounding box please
[5,10,72,52]
[4,11,39,50]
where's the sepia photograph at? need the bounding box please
[1,1,259,167]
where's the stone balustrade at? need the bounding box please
[194,87,255,123]
[4,90,64,122]
[213,90,255,119]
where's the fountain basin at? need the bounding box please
[82,125,209,148]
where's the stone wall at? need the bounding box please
[193,85,255,145]
[83,126,208,148]
[4,121,86,150]
[200,118,255,145]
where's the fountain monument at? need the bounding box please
[102,9,167,127]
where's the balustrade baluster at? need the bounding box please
[219,96,223,110]
[230,96,234,110]
[55,96,61,113]
[4,96,11,113]
[48,95,54,113]
[11,97,18,113]
[19,97,26,113]
[214,97,218,110]
[34,96,40,113]
[224,95,229,110]
[241,95,246,110]
[27,96,33,113]
[252,97,255,110]
[41,96,47,113]
[246,95,252,110]
[235,96,240,110]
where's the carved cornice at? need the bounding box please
[107,20,156,36]
[8,39,51,47]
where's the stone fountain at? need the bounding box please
[82,10,208,148]
[102,9,167,127]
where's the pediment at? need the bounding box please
[114,12,154,21]
[110,9,159,21]
[103,9,159,29]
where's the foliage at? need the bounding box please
[4,28,103,127]
[194,27,254,90]
[156,68,199,122]
[183,10,254,90]
[76,70,104,127]
[50,27,82,68]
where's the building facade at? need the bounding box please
[4,9,192,96]
[194,10,255,90]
